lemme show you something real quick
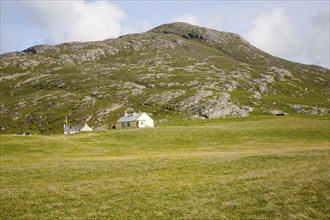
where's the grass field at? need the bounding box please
[1,116,329,219]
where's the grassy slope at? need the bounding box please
[1,116,329,219]
[1,31,329,135]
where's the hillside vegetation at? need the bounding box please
[0,22,329,134]
[1,116,329,219]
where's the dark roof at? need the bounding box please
[116,112,144,123]
[64,125,84,133]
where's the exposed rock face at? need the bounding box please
[223,81,240,92]
[151,22,237,45]
[97,104,123,121]
[199,102,250,119]
[290,104,329,115]
[187,93,251,119]
[146,90,185,105]
[0,72,30,82]
[177,90,214,111]
[95,124,109,131]
[174,91,252,119]
[23,44,60,54]
[269,66,293,80]
[250,91,262,100]
[86,116,93,122]
[81,96,96,105]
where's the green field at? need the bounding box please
[1,116,329,219]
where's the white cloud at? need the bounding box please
[205,15,226,30]
[121,20,151,36]
[175,13,199,25]
[244,7,301,58]
[21,1,125,44]
[138,20,151,32]
[244,7,330,68]
[304,6,330,68]
[1,27,23,53]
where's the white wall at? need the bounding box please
[138,113,154,128]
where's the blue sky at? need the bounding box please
[1,0,329,67]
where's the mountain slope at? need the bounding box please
[0,22,329,134]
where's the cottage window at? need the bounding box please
[122,123,125,128]
[127,122,130,127]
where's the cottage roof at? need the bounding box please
[117,112,144,123]
[80,123,93,131]
[65,125,84,132]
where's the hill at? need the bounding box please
[0,22,329,134]
[1,116,329,218]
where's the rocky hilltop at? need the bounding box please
[0,22,329,134]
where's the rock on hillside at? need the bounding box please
[0,22,329,134]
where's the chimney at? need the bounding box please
[133,112,136,115]
[65,116,68,127]
[124,111,128,116]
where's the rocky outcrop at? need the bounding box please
[177,90,214,111]
[95,124,109,131]
[269,66,293,80]
[250,91,262,100]
[150,22,236,45]
[23,44,60,54]
[175,92,252,119]
[81,96,96,105]
[187,93,252,118]
[290,104,329,115]
[146,90,185,105]
[96,104,123,120]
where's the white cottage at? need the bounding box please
[116,112,154,129]
[64,123,93,134]
[63,117,93,134]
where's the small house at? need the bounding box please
[16,132,31,136]
[116,112,154,129]
[63,116,93,134]
[64,123,93,134]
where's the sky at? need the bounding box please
[1,0,329,68]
